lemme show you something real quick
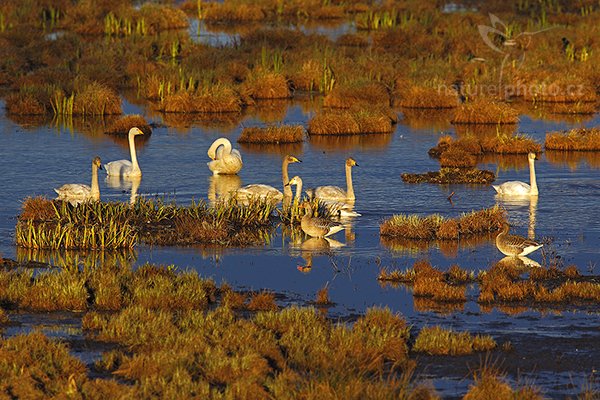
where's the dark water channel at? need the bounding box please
[1,95,599,396]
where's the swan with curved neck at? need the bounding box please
[493,152,538,196]
[105,127,144,177]
[207,138,243,175]
[234,155,301,203]
[306,157,358,202]
[287,176,361,217]
[496,222,542,257]
[55,156,102,206]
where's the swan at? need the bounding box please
[104,127,144,177]
[207,137,243,175]
[306,157,358,202]
[493,152,538,196]
[54,156,102,206]
[495,222,543,257]
[286,176,361,217]
[299,202,345,238]
[233,155,301,203]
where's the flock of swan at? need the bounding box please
[53,128,543,259]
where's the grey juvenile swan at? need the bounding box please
[306,157,358,202]
[234,155,301,203]
[299,202,345,238]
[495,222,543,257]
[55,156,102,206]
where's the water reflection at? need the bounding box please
[309,133,393,152]
[106,175,141,204]
[496,255,541,269]
[246,100,291,123]
[207,175,242,203]
[454,123,517,139]
[399,108,453,131]
[289,236,345,270]
[157,111,242,133]
[512,101,598,124]
[413,297,465,314]
[6,113,52,129]
[479,153,530,170]
[546,150,600,171]
[382,234,494,258]
[496,195,538,240]
[16,247,137,269]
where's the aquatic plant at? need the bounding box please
[242,70,291,99]
[545,128,600,151]
[398,85,458,109]
[452,99,519,125]
[323,82,390,109]
[308,107,395,135]
[161,86,243,113]
[238,125,305,144]
[380,206,505,240]
[315,285,332,305]
[413,325,497,355]
[401,168,496,184]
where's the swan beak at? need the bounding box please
[285,182,290,187]
[99,165,103,170]
[293,157,302,163]
[355,162,359,167]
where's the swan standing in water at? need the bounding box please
[207,137,243,175]
[54,156,102,206]
[286,176,360,217]
[493,152,538,196]
[234,155,301,203]
[496,222,543,257]
[299,202,345,238]
[104,127,144,178]
[306,157,358,202]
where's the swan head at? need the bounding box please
[93,156,103,170]
[286,176,302,187]
[528,152,537,161]
[285,155,302,164]
[346,157,358,167]
[129,127,144,137]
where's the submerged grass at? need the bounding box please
[413,326,496,355]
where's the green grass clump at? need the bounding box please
[413,326,497,355]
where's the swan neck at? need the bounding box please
[282,159,292,197]
[129,131,141,172]
[91,164,100,200]
[294,178,303,203]
[529,157,538,195]
[345,164,355,200]
[208,138,231,158]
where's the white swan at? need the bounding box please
[306,157,358,202]
[493,152,538,196]
[287,176,361,217]
[233,155,301,203]
[207,137,243,175]
[104,127,144,177]
[54,156,102,206]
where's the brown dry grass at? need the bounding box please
[162,87,243,113]
[524,82,597,103]
[238,125,305,144]
[105,114,152,136]
[19,196,56,222]
[315,285,332,305]
[545,128,600,151]
[399,85,459,109]
[242,71,292,100]
[323,82,390,109]
[73,82,122,115]
[413,325,496,355]
[380,206,505,240]
[247,291,278,311]
[452,99,519,125]
[464,364,543,400]
[308,107,394,135]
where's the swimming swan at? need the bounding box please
[234,155,301,203]
[495,222,543,257]
[55,156,102,206]
[207,137,243,175]
[104,127,144,177]
[306,157,358,202]
[493,152,538,196]
[287,176,361,217]
[299,202,345,238]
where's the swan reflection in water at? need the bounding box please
[289,236,345,271]
[497,255,541,269]
[105,174,141,205]
[208,175,242,203]
[495,195,538,240]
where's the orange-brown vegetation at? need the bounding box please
[545,127,600,151]
[308,106,395,135]
[315,285,332,305]
[452,99,519,125]
[380,206,505,240]
[464,365,543,400]
[413,325,496,355]
[401,167,496,184]
[105,114,152,135]
[242,71,292,99]
[161,87,243,113]
[238,125,305,144]
[72,82,122,115]
[323,82,390,109]
[399,85,459,109]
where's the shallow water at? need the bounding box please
[1,96,599,396]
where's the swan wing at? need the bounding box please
[314,186,347,202]
[54,184,92,200]
[493,181,531,196]
[105,160,133,177]
[236,184,283,200]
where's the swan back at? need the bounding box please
[493,152,538,197]
[207,137,243,175]
[55,156,102,206]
